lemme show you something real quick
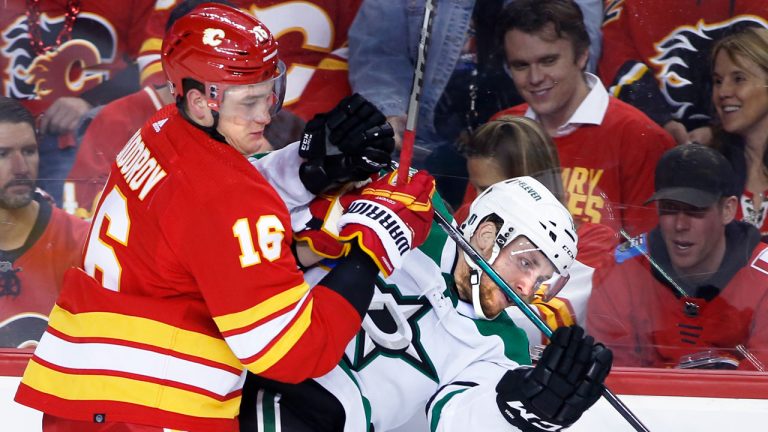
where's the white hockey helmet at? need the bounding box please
[459,176,578,318]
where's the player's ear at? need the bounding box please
[185,88,213,126]
[472,221,498,260]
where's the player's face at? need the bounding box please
[0,122,38,210]
[504,24,589,131]
[657,200,729,281]
[217,81,275,156]
[467,157,506,194]
[478,235,555,318]
[712,50,768,140]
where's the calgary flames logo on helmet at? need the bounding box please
[202,28,225,47]
[650,17,768,124]
[1,12,116,110]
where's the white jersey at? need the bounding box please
[243,222,532,432]
[247,146,533,431]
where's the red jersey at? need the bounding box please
[495,100,673,237]
[0,0,154,116]
[64,86,166,218]
[16,105,366,431]
[138,0,361,120]
[588,224,768,370]
[0,196,88,348]
[599,0,768,129]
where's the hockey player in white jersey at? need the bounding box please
[239,176,613,432]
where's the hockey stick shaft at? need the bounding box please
[397,0,436,185]
[617,228,699,315]
[433,210,651,432]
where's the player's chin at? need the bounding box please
[240,135,270,155]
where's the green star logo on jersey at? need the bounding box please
[350,278,438,381]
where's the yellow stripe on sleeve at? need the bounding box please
[22,359,240,419]
[49,305,241,369]
[213,283,309,333]
[140,63,164,85]
[246,299,313,374]
[316,58,348,71]
[139,38,163,54]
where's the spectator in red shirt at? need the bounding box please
[494,0,674,237]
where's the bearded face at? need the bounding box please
[0,122,38,210]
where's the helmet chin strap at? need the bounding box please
[178,100,228,143]
[463,243,501,320]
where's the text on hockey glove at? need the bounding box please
[495,325,613,431]
[337,170,435,277]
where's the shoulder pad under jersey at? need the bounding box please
[615,232,648,264]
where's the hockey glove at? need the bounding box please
[337,169,435,277]
[299,93,395,194]
[294,191,350,259]
[495,325,612,431]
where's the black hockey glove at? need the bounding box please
[495,325,612,431]
[299,93,395,194]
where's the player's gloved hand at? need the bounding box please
[337,169,435,277]
[299,93,395,194]
[294,190,350,259]
[495,325,612,431]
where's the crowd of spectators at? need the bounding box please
[2,0,768,376]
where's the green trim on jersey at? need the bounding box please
[259,389,279,432]
[429,388,469,432]
[474,314,532,365]
[418,196,452,266]
[338,360,373,431]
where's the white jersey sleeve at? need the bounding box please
[426,361,523,432]
[250,141,314,230]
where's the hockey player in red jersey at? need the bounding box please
[14,4,436,431]
[0,97,88,348]
[494,0,674,237]
[66,0,360,217]
[588,144,768,370]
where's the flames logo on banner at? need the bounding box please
[1,12,117,102]
[650,17,768,124]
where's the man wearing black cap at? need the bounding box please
[586,144,768,370]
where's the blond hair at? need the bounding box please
[464,115,565,202]
[711,26,768,77]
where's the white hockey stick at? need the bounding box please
[396,0,435,185]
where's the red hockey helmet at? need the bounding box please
[161,2,286,114]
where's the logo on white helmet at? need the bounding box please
[202,28,225,47]
[514,179,542,201]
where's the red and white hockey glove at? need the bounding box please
[294,190,350,259]
[496,325,612,431]
[337,170,435,277]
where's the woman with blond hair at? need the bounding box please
[456,115,616,345]
[711,26,768,239]
[463,115,565,199]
